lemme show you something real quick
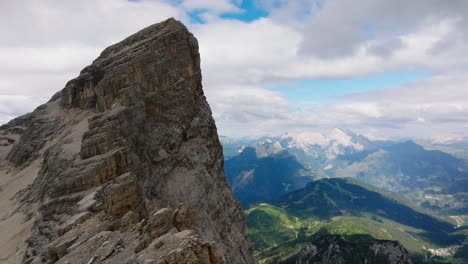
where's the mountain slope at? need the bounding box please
[225,147,316,206]
[246,178,463,263]
[0,18,255,264]
[356,141,467,192]
[278,178,453,232]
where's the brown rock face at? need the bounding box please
[0,18,255,264]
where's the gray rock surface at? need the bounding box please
[284,235,413,264]
[0,18,255,264]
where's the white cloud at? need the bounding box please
[0,0,184,121]
[194,18,302,88]
[0,95,49,124]
[196,14,468,87]
[179,0,242,14]
[209,85,294,136]
[211,73,468,138]
[0,0,467,140]
[334,103,382,118]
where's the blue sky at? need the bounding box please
[0,0,467,139]
[185,0,270,23]
[268,70,430,106]
[220,0,268,22]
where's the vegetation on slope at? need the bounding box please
[225,147,315,206]
[245,178,465,263]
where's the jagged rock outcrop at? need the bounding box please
[0,18,256,264]
[282,235,413,264]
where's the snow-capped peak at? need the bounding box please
[329,128,354,146]
[280,132,329,148]
[240,129,373,161]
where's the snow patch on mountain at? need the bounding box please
[221,128,376,162]
[279,128,369,160]
[280,132,329,148]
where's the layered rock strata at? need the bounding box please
[0,18,255,264]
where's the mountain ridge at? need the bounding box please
[225,147,316,207]
[223,130,468,216]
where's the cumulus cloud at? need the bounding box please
[0,0,188,122]
[0,0,467,139]
[296,0,468,58]
[245,74,468,138]
[0,95,49,124]
[179,0,242,14]
[206,72,468,139]
[192,12,468,99]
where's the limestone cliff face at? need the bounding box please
[0,18,256,264]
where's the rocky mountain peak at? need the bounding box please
[0,18,256,264]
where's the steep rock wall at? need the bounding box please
[0,18,255,264]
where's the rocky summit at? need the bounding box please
[0,18,256,264]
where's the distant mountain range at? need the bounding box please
[418,135,468,161]
[222,129,468,215]
[334,140,468,214]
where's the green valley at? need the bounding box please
[245,178,467,264]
